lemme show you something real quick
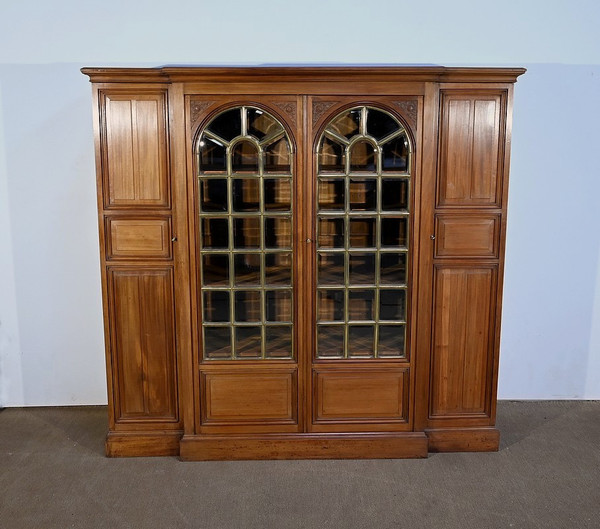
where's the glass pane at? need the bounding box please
[382,179,409,211]
[350,141,375,172]
[202,254,229,286]
[265,253,292,286]
[248,108,280,140]
[349,179,376,211]
[264,179,291,211]
[204,327,231,359]
[367,108,399,141]
[318,253,345,285]
[349,218,375,248]
[234,254,261,286]
[318,218,344,248]
[207,108,242,142]
[380,289,406,321]
[265,217,291,249]
[200,179,227,212]
[329,109,360,139]
[380,253,407,285]
[319,137,344,172]
[232,179,260,212]
[318,290,344,321]
[203,291,230,322]
[234,217,260,248]
[235,327,262,358]
[266,290,292,322]
[265,326,292,359]
[382,133,409,172]
[348,326,374,357]
[202,218,228,249]
[318,326,344,358]
[232,141,259,172]
[264,137,290,172]
[318,178,345,211]
[235,291,261,322]
[381,217,408,248]
[378,325,405,357]
[348,253,375,285]
[199,137,226,173]
[348,290,374,321]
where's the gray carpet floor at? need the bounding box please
[0,401,599,529]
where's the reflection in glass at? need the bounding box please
[264,179,291,211]
[200,179,227,212]
[349,253,376,285]
[382,133,409,172]
[265,253,292,286]
[234,217,260,248]
[235,327,262,358]
[248,108,280,140]
[233,179,260,211]
[348,326,374,357]
[318,179,345,210]
[202,218,228,248]
[330,109,360,139]
[199,137,226,173]
[318,218,344,248]
[265,326,292,358]
[232,141,259,172]
[203,291,230,322]
[381,217,408,248]
[382,179,409,211]
[235,291,261,322]
[202,254,229,286]
[380,253,407,285]
[207,108,241,142]
[350,141,375,172]
[349,218,376,248]
[265,217,291,248]
[349,290,375,321]
[378,325,405,357]
[234,254,261,286]
[319,137,344,172]
[318,290,344,321]
[264,138,290,172]
[318,326,344,357]
[350,179,376,210]
[380,289,406,321]
[367,108,399,140]
[318,253,344,285]
[204,327,231,359]
[266,290,292,322]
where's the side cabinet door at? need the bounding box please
[428,88,509,433]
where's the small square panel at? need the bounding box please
[265,326,293,359]
[264,179,291,211]
[266,290,292,322]
[348,326,374,358]
[318,179,345,211]
[233,179,260,212]
[380,289,406,321]
[318,290,344,321]
[235,327,262,358]
[349,179,376,211]
[203,327,231,359]
[381,217,408,248]
[349,218,375,248]
[318,326,344,358]
[202,218,229,249]
[235,291,261,322]
[234,217,261,248]
[265,253,292,286]
[265,217,292,249]
[200,179,227,212]
[203,291,230,322]
[382,179,409,211]
[349,253,375,285]
[234,254,261,286]
[380,253,407,285]
[378,325,406,357]
[318,218,344,248]
[348,290,375,321]
[202,254,229,286]
[318,253,345,286]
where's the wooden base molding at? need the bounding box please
[425,428,500,453]
[106,431,183,457]
[179,433,429,460]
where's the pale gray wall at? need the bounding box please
[1,0,599,405]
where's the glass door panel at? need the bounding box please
[197,106,294,360]
[316,106,411,359]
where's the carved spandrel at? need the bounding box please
[394,100,418,130]
[273,101,297,128]
[312,101,338,126]
[190,101,214,126]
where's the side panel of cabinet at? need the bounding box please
[108,268,179,422]
[101,92,170,208]
[429,266,496,419]
[437,91,505,207]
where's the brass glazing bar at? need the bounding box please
[324,129,350,146]
[203,130,230,147]
[226,141,235,359]
[343,146,350,359]
[241,106,247,136]
[259,130,285,147]
[259,139,266,359]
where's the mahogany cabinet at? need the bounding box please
[82,66,525,459]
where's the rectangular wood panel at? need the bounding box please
[435,215,499,258]
[314,369,408,422]
[107,217,171,259]
[201,370,297,424]
[110,269,178,421]
[103,92,169,207]
[438,91,504,206]
[430,267,496,417]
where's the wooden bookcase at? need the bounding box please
[82,66,525,459]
